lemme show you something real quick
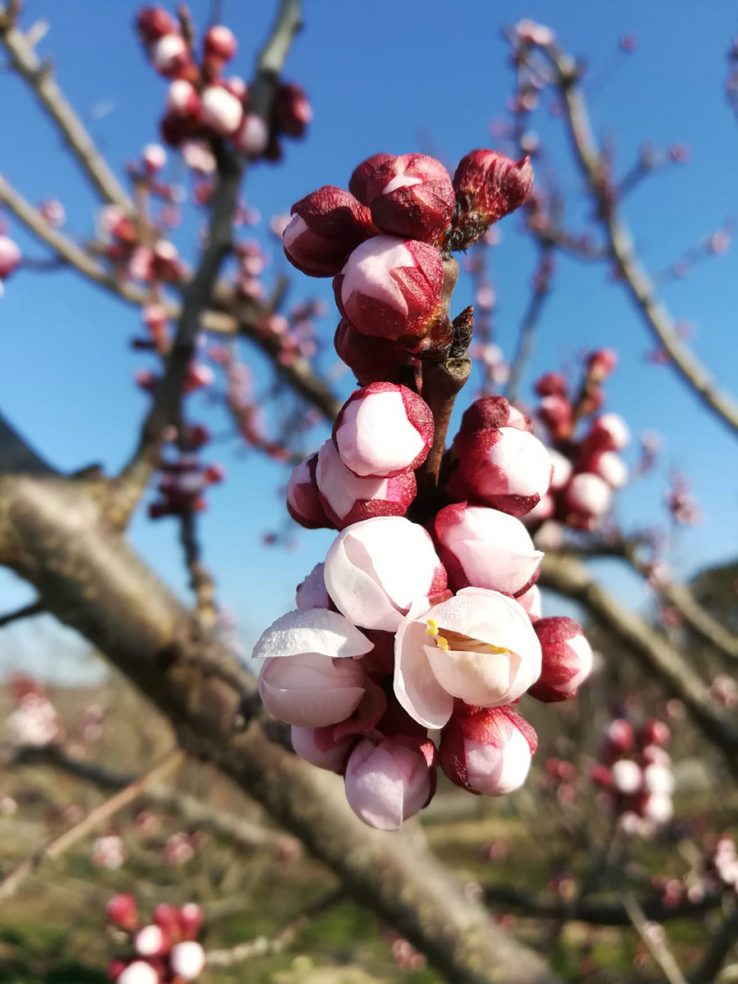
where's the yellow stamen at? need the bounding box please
[425,619,509,655]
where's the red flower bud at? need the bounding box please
[334,319,413,385]
[283,186,376,277]
[204,24,237,62]
[534,371,568,398]
[362,153,455,244]
[440,706,537,796]
[273,82,311,138]
[286,453,332,529]
[334,235,444,342]
[136,7,177,45]
[528,616,593,702]
[349,153,395,204]
[453,150,533,233]
[105,893,138,931]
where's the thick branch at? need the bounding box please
[0,8,133,212]
[540,553,738,769]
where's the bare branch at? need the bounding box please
[689,900,738,984]
[0,599,43,628]
[0,8,133,212]
[622,892,689,984]
[505,244,554,402]
[0,749,183,900]
[179,512,217,630]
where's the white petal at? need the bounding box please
[394,600,454,729]
[252,608,373,660]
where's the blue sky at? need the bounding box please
[1,0,737,680]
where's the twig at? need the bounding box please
[505,244,554,402]
[0,749,183,900]
[0,599,43,628]
[622,892,689,984]
[689,900,738,984]
[10,744,293,854]
[206,888,342,967]
[528,38,738,437]
[179,512,217,631]
[0,7,133,212]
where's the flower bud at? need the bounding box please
[203,24,237,62]
[582,450,628,489]
[105,893,138,931]
[449,426,552,517]
[334,319,413,385]
[136,7,177,45]
[117,962,160,984]
[201,85,243,137]
[456,395,530,435]
[349,153,395,202]
[548,449,573,490]
[165,79,202,119]
[440,706,537,796]
[612,758,642,795]
[273,82,311,137]
[315,440,416,529]
[528,616,593,702]
[178,903,204,939]
[588,413,630,451]
[324,516,447,632]
[538,393,573,440]
[296,563,331,610]
[152,34,190,78]
[283,186,375,277]
[0,236,22,278]
[170,941,206,981]
[642,792,673,825]
[291,725,355,772]
[453,150,533,235]
[641,719,670,747]
[642,762,674,796]
[587,348,618,381]
[333,382,433,477]
[254,608,372,727]
[535,371,568,397]
[601,718,635,761]
[344,735,436,830]
[134,925,170,958]
[234,113,269,156]
[517,584,542,620]
[142,144,167,173]
[152,904,181,936]
[334,235,444,342]
[432,503,543,597]
[394,588,541,728]
[362,153,455,244]
[286,453,332,529]
[565,472,613,524]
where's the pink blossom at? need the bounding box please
[394,588,542,729]
[612,759,642,795]
[589,412,631,451]
[334,235,443,342]
[333,382,433,477]
[106,893,138,931]
[295,563,331,609]
[152,34,190,78]
[135,925,170,958]
[439,707,537,796]
[324,516,447,632]
[286,453,331,529]
[433,503,543,596]
[315,440,416,528]
[0,236,22,279]
[201,85,243,137]
[291,725,355,772]
[117,961,159,984]
[169,941,206,980]
[343,735,436,830]
[204,24,237,62]
[565,472,613,520]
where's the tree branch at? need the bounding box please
[0,7,134,212]
[0,599,43,628]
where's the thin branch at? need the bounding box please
[540,553,738,770]
[689,900,738,984]
[532,39,738,436]
[622,892,689,984]
[179,512,217,631]
[206,888,342,967]
[10,744,293,854]
[0,599,43,628]
[0,8,133,212]
[0,749,183,900]
[505,244,553,402]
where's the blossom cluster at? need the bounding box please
[254,149,592,829]
[528,349,631,533]
[106,894,205,984]
[135,6,310,160]
[5,674,62,748]
[591,715,674,836]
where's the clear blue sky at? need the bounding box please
[1,0,737,680]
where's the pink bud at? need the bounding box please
[152,34,190,78]
[152,904,181,936]
[117,962,159,984]
[457,395,529,435]
[324,516,447,632]
[535,372,568,397]
[565,472,613,522]
[286,453,332,529]
[142,144,167,173]
[528,616,593,702]
[134,925,170,958]
[642,793,673,825]
[169,941,206,980]
[394,588,541,729]
[548,449,573,490]
[641,719,670,747]
[38,199,66,227]
[602,718,634,760]
[453,150,533,228]
[583,450,628,489]
[105,893,138,931]
[362,153,455,244]
[204,24,237,62]
[166,80,201,118]
[334,319,413,386]
[612,759,642,795]
[642,763,674,796]
[432,503,543,597]
[344,735,436,829]
[235,114,269,156]
[178,903,204,939]
[334,235,444,342]
[291,725,355,772]
[0,236,22,278]
[588,413,630,451]
[136,7,177,44]
[333,382,433,477]
[315,440,416,529]
[349,154,395,203]
[201,85,243,137]
[273,82,312,137]
[440,706,537,796]
[517,584,542,620]
[283,186,376,277]
[449,426,552,517]
[254,608,373,727]
[538,394,573,440]
[587,348,618,381]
